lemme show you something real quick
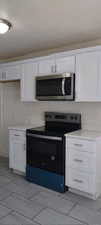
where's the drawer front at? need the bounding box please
[68,168,96,194]
[9,130,26,141]
[69,149,96,172]
[67,138,96,153]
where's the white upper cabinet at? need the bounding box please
[55,56,75,73]
[38,58,55,75]
[0,69,3,80]
[21,62,37,102]
[6,64,22,80]
[97,53,101,100]
[0,64,22,81]
[38,55,75,76]
[76,52,100,102]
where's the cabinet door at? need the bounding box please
[56,56,75,73]
[21,62,37,102]
[1,69,6,80]
[0,69,3,80]
[38,58,55,75]
[2,64,22,81]
[97,52,101,100]
[76,52,99,101]
[9,136,15,169]
[13,141,26,173]
[6,65,22,80]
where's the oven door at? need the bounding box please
[26,133,64,175]
[36,73,75,100]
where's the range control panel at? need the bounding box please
[45,112,81,124]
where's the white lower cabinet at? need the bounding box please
[9,129,26,174]
[68,168,96,194]
[68,149,96,172]
[65,131,101,199]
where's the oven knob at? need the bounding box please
[51,156,55,161]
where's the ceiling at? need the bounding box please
[0,0,101,59]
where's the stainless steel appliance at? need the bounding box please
[26,112,81,192]
[36,73,75,101]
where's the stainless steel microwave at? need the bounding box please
[36,73,75,101]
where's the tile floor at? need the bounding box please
[0,157,101,224]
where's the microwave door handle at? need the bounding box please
[62,78,65,96]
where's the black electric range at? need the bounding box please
[26,112,81,192]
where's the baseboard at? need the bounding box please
[69,188,98,200]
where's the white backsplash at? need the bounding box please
[0,81,101,156]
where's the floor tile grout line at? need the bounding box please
[9,209,40,225]
[32,206,47,220]
[0,210,14,223]
[33,221,42,225]
[0,197,79,218]
[44,206,90,225]
[0,180,15,189]
[0,201,17,212]
[33,205,87,224]
[29,197,77,217]
[0,191,35,202]
[10,191,47,204]
[32,218,43,225]
[0,190,47,209]
[0,199,95,225]
[69,215,89,225]
[42,205,76,217]
[66,202,78,216]
[69,201,101,213]
[0,204,40,223]
[1,190,42,203]
[0,195,47,223]
[59,194,79,204]
[0,191,19,204]
[27,191,42,201]
[1,159,101,225]
[97,207,101,213]
[0,193,80,220]
[0,192,13,202]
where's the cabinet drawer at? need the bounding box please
[68,138,96,153]
[9,130,25,141]
[68,169,96,193]
[68,149,96,172]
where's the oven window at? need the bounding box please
[27,136,64,174]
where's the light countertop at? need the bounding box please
[65,129,101,140]
[8,124,44,131]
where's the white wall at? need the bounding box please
[0,81,101,157]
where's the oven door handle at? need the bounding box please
[27,133,62,141]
